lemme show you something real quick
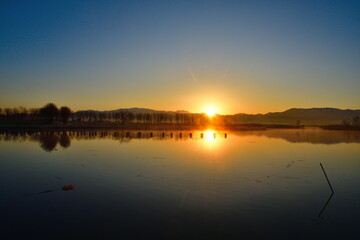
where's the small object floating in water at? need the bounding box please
[62,185,74,191]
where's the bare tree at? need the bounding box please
[60,106,72,124]
[352,116,360,127]
[40,103,59,123]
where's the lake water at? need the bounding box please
[1,129,359,239]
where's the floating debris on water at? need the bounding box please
[62,185,74,191]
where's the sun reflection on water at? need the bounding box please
[201,129,220,150]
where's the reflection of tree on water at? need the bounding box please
[39,134,59,152]
[116,137,131,144]
[0,130,223,151]
[39,134,71,151]
[232,129,360,144]
[59,134,71,148]
[2,129,358,151]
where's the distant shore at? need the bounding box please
[2,121,359,131]
[0,121,306,131]
[320,125,360,130]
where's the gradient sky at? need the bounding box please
[1,0,359,114]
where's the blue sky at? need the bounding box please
[1,0,359,113]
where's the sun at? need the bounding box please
[205,108,217,117]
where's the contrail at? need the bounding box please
[188,65,229,82]
[222,65,230,80]
[188,66,197,83]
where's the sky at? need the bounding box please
[0,0,359,114]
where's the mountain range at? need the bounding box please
[226,108,360,125]
[76,107,360,125]
[77,108,189,114]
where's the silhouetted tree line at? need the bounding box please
[0,103,211,125]
[0,103,72,124]
[342,116,360,127]
[73,111,210,125]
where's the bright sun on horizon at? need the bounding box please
[204,107,218,117]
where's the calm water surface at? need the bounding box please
[1,129,359,239]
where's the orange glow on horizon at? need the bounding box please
[205,108,217,117]
[202,103,220,117]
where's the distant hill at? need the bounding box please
[76,108,189,115]
[75,107,360,125]
[226,108,360,125]
[109,108,158,114]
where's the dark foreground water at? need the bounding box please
[1,129,359,239]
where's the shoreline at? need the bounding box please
[1,121,359,131]
[0,122,304,131]
[320,125,360,130]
